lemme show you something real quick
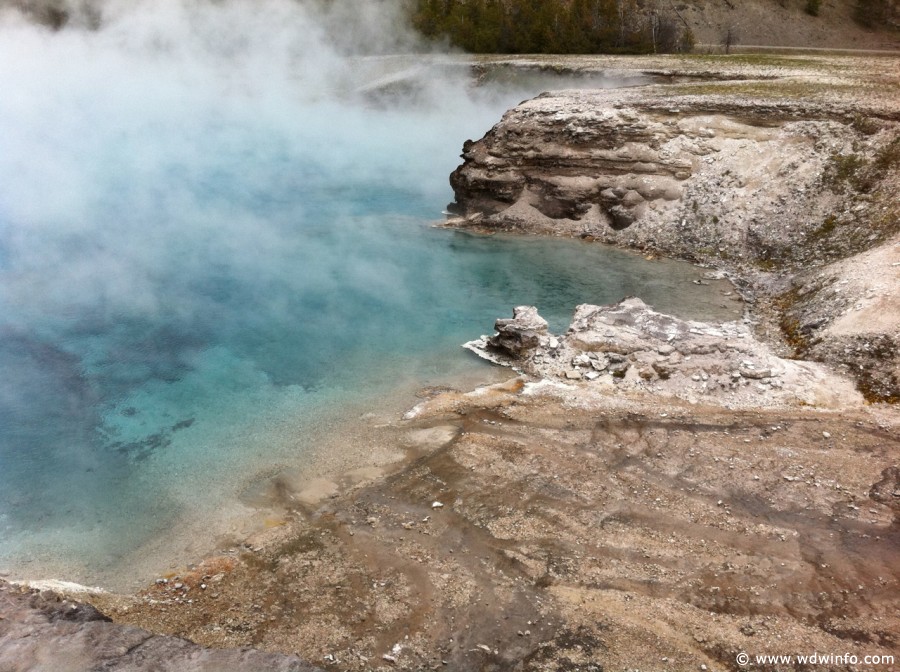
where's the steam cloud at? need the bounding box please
[0,0,497,326]
[0,0,519,578]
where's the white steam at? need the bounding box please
[0,0,512,328]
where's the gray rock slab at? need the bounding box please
[0,582,322,672]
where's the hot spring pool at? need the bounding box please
[0,1,741,589]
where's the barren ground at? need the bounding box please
[87,378,900,671]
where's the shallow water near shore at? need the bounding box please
[0,219,739,590]
[0,2,740,590]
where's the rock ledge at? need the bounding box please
[466,298,861,409]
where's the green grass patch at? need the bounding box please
[678,53,815,68]
[824,136,900,194]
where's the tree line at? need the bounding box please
[410,0,695,54]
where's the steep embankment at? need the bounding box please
[4,0,900,51]
[679,0,900,50]
[448,54,900,401]
[411,0,900,53]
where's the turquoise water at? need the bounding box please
[0,2,739,588]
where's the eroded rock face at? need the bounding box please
[467,298,862,409]
[447,90,898,271]
[449,97,693,234]
[0,581,321,672]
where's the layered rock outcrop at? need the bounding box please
[448,89,898,268]
[449,96,695,233]
[448,85,900,401]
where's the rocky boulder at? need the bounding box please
[488,305,549,358]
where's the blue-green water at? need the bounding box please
[0,2,739,588]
